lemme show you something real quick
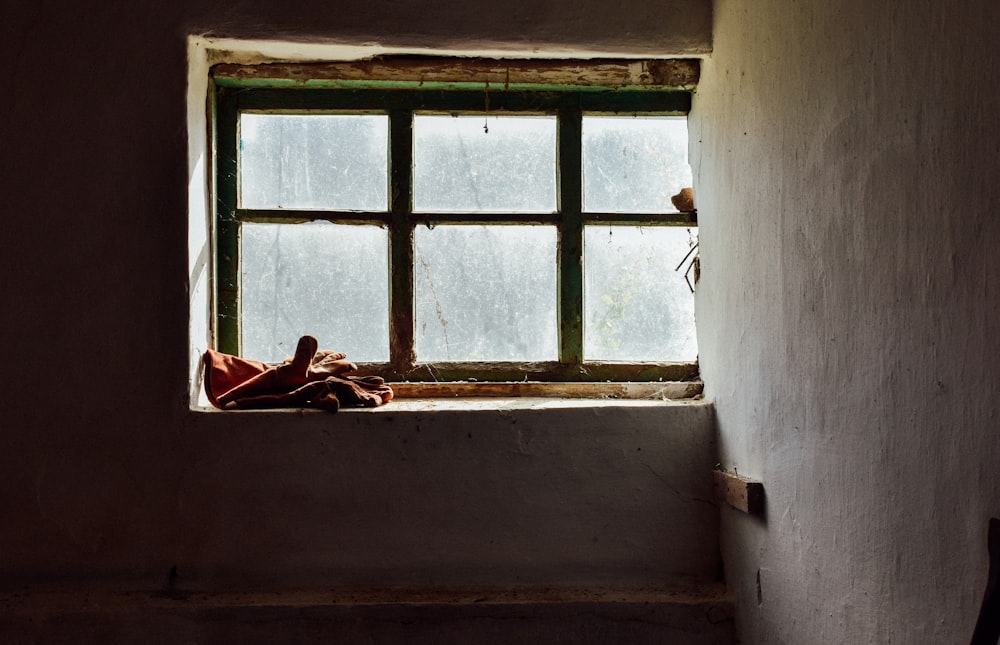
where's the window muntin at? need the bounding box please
[214,84,697,382]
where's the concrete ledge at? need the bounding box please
[0,585,734,645]
[193,396,708,412]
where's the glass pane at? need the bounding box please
[582,116,692,213]
[413,115,557,213]
[584,226,698,361]
[241,222,389,363]
[240,113,388,211]
[415,225,557,361]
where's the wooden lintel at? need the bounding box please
[212,57,700,90]
[712,470,764,515]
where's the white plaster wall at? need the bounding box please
[181,0,712,56]
[0,0,715,593]
[693,1,1000,642]
[176,403,720,589]
[6,402,720,590]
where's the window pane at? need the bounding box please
[241,222,389,363]
[415,225,557,361]
[413,115,557,213]
[239,114,388,211]
[582,116,692,213]
[584,226,698,361]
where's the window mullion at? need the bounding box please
[557,103,584,367]
[216,86,241,355]
[388,108,416,374]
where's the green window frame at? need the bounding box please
[212,65,698,382]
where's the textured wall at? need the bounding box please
[693,1,1000,642]
[6,401,720,590]
[0,0,713,591]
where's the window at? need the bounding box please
[212,59,699,382]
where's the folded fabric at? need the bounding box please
[203,335,393,412]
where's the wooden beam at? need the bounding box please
[713,470,764,515]
[212,57,700,90]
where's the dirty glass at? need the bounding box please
[241,222,389,363]
[412,115,557,213]
[239,113,388,211]
[582,116,692,213]
[584,226,698,361]
[415,225,558,361]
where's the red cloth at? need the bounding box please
[203,336,393,412]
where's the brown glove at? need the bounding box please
[202,335,392,412]
[219,378,344,412]
[327,375,395,408]
[220,375,393,411]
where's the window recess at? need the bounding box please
[212,58,700,383]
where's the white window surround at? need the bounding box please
[186,37,703,409]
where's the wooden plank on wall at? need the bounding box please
[713,470,764,515]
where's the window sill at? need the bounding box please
[356,396,705,412]
[383,381,702,410]
[390,380,701,399]
[192,381,702,413]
